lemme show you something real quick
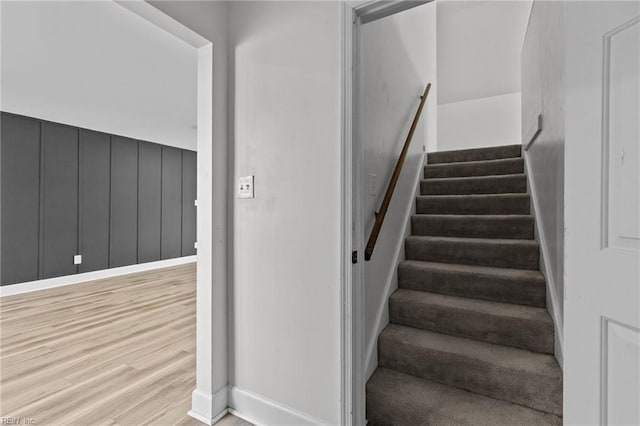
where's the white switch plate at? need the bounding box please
[238,175,255,198]
[194,242,198,250]
[194,199,198,207]
[74,255,82,265]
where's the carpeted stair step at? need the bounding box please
[398,260,546,307]
[378,324,562,415]
[427,144,522,164]
[366,368,562,426]
[425,157,524,178]
[389,289,554,353]
[421,174,527,195]
[416,193,530,215]
[411,214,534,239]
[405,236,539,270]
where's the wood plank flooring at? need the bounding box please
[0,263,248,426]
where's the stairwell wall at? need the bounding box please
[359,3,437,380]
[436,0,532,151]
[521,0,565,366]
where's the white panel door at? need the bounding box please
[564,2,640,426]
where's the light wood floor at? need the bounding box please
[0,263,249,426]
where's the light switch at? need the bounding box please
[194,199,198,207]
[194,242,198,250]
[238,175,255,199]
[74,255,82,265]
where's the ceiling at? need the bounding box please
[437,0,533,105]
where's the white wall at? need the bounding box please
[0,1,197,150]
[358,3,437,379]
[438,92,521,150]
[137,1,230,421]
[228,2,342,424]
[521,0,565,366]
[436,0,532,151]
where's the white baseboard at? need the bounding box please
[228,386,329,426]
[189,386,229,425]
[523,152,564,368]
[364,152,425,381]
[0,256,197,298]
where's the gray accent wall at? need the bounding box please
[1,114,41,285]
[41,122,79,279]
[110,136,139,268]
[161,147,183,260]
[79,129,111,273]
[138,142,163,264]
[0,112,197,286]
[181,150,197,256]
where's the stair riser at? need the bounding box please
[378,335,562,415]
[425,158,524,178]
[417,195,530,215]
[367,368,562,426]
[389,298,554,353]
[428,145,521,164]
[405,238,540,270]
[398,264,546,307]
[421,175,527,195]
[411,216,534,239]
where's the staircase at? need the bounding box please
[366,145,563,426]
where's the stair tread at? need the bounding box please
[422,173,526,182]
[400,260,544,281]
[398,260,546,307]
[406,235,538,246]
[391,289,552,324]
[416,193,531,215]
[367,368,562,426]
[425,157,524,169]
[421,174,527,196]
[427,144,522,164]
[414,213,532,218]
[381,324,561,379]
[418,193,528,198]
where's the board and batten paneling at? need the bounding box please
[138,141,162,263]
[0,114,41,285]
[41,122,79,279]
[79,129,111,273]
[181,150,197,256]
[109,136,139,268]
[161,146,183,260]
[0,113,196,286]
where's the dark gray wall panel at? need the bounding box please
[79,130,110,273]
[110,136,138,267]
[1,114,41,285]
[138,142,162,263]
[41,122,79,279]
[181,150,197,256]
[2,113,198,284]
[161,147,182,259]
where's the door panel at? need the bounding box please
[181,150,197,256]
[0,114,41,285]
[41,122,78,279]
[110,136,138,267]
[161,147,182,259]
[79,129,110,273]
[604,16,640,251]
[565,3,640,425]
[138,142,162,263]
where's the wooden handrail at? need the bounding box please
[364,82,431,261]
